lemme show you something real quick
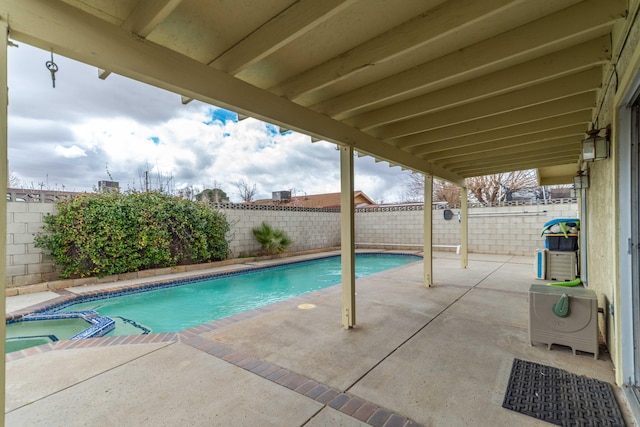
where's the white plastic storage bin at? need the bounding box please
[529,284,598,359]
[546,251,576,281]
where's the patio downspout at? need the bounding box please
[461,185,469,268]
[579,186,588,285]
[340,146,355,329]
[424,174,433,286]
[1,18,8,424]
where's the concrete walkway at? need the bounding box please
[5,252,635,426]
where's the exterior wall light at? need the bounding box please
[582,128,609,161]
[573,170,589,189]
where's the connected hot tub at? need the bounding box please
[6,311,115,353]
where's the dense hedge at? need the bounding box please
[35,192,230,278]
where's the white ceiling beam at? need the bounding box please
[98,68,111,80]
[539,174,576,185]
[0,0,466,187]
[440,139,580,169]
[448,149,582,172]
[449,151,580,174]
[405,110,591,152]
[106,0,182,84]
[538,165,578,185]
[458,156,578,177]
[121,0,182,38]
[313,0,625,119]
[419,126,585,160]
[392,93,595,149]
[347,36,610,130]
[271,0,524,99]
[373,68,601,139]
[210,0,352,75]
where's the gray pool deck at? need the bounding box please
[5,251,635,426]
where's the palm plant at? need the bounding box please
[252,222,292,255]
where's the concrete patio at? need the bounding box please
[5,251,634,426]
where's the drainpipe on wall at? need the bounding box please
[580,187,588,285]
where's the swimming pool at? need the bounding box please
[57,253,420,336]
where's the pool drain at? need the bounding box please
[298,303,316,310]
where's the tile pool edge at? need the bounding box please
[5,275,345,361]
[5,251,423,358]
[7,252,422,320]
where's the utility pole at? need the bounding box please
[145,170,149,192]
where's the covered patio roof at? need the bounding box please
[0,0,628,185]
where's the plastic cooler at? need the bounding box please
[545,234,578,251]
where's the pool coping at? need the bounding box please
[5,250,423,358]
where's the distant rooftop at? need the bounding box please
[250,191,375,209]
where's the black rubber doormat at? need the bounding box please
[502,358,625,426]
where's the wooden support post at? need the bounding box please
[461,186,469,268]
[1,18,9,422]
[424,174,433,286]
[340,146,355,328]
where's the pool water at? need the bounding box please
[6,318,93,353]
[60,254,419,335]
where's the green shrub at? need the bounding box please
[35,191,230,278]
[252,222,292,255]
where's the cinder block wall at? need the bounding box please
[219,205,341,256]
[355,203,578,255]
[6,202,59,288]
[6,199,577,289]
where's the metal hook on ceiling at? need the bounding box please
[45,50,59,88]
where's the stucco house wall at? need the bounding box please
[584,2,640,382]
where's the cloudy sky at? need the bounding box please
[7,43,413,203]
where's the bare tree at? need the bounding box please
[404,169,538,206]
[234,179,257,202]
[403,173,424,202]
[8,171,21,188]
[466,170,538,205]
[137,162,174,194]
[403,173,460,206]
[177,184,197,200]
[434,179,461,206]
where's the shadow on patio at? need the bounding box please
[5,251,632,426]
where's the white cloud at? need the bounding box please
[54,145,87,158]
[7,43,411,203]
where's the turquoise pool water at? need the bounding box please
[6,318,93,353]
[60,254,419,335]
[6,312,115,353]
